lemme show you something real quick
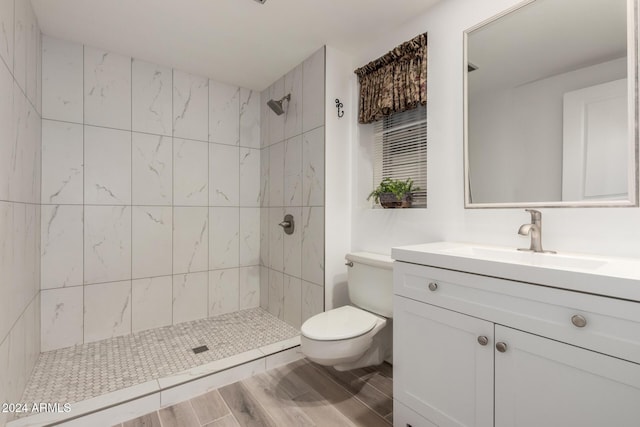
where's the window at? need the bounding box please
[373,104,427,207]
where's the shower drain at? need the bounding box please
[192,345,209,354]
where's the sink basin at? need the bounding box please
[439,245,608,271]
[391,241,640,302]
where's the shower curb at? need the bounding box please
[7,336,301,427]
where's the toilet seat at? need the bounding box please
[301,305,378,341]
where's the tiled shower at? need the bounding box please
[0,0,42,425]
[39,35,265,351]
[259,47,326,329]
[0,0,325,423]
[39,37,325,351]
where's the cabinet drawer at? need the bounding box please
[394,261,640,363]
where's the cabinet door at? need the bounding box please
[495,325,640,427]
[394,399,437,427]
[394,296,494,427]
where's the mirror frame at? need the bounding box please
[463,0,639,208]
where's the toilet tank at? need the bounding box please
[345,252,394,318]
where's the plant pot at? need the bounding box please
[379,193,412,208]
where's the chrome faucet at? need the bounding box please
[518,209,555,253]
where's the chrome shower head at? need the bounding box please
[267,94,291,116]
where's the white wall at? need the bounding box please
[324,46,355,310]
[350,0,640,259]
[0,1,42,425]
[40,36,262,351]
[469,57,627,203]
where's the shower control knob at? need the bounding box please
[496,342,508,353]
[571,315,587,328]
[278,214,295,235]
[477,336,489,346]
[428,282,438,291]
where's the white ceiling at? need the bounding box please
[31,0,441,91]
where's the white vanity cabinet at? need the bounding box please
[393,259,640,427]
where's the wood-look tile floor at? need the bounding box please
[117,358,393,427]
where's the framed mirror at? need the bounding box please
[464,0,638,208]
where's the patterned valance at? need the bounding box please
[354,33,428,124]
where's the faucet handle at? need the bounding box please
[524,209,541,221]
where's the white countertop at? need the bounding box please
[391,241,640,302]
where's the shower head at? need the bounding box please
[267,94,291,116]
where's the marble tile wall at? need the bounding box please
[260,47,325,330]
[0,0,43,425]
[40,36,262,352]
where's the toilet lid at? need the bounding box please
[301,305,378,341]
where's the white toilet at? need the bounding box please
[300,252,393,371]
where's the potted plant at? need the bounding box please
[367,178,420,208]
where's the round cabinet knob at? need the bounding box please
[496,342,508,353]
[571,314,587,328]
[428,282,438,291]
[477,336,489,346]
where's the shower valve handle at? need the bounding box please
[278,214,295,235]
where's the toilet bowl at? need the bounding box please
[300,252,393,371]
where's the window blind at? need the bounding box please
[373,105,427,208]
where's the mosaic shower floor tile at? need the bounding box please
[18,308,299,415]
